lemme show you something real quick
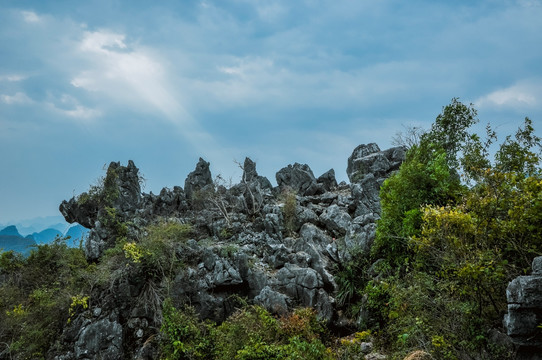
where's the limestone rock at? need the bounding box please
[184,158,212,200]
[317,169,338,191]
[74,313,123,360]
[319,204,352,237]
[276,163,323,196]
[347,143,406,184]
[254,286,289,316]
[504,256,542,355]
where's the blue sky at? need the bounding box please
[1,0,541,223]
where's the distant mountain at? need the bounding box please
[0,226,37,255]
[0,225,21,237]
[32,228,63,245]
[0,223,88,254]
[65,224,89,247]
[6,216,69,236]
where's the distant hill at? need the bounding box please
[65,224,89,247]
[2,216,69,236]
[0,227,37,255]
[0,225,21,237]
[0,223,88,254]
[32,228,63,245]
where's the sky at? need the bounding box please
[1,0,542,223]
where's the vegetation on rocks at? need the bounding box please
[0,100,540,360]
[339,102,541,359]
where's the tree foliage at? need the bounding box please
[365,100,542,359]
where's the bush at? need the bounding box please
[281,188,298,236]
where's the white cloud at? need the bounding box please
[21,11,41,23]
[72,30,185,122]
[80,31,127,52]
[61,105,101,119]
[43,93,101,121]
[476,81,542,109]
[1,92,32,105]
[0,74,26,82]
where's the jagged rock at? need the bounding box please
[347,143,381,182]
[342,213,378,255]
[59,197,98,229]
[202,256,243,287]
[184,158,212,200]
[347,143,406,184]
[317,169,338,191]
[296,206,319,227]
[107,160,142,213]
[319,204,352,237]
[264,213,282,239]
[351,174,382,216]
[293,233,337,290]
[243,157,258,182]
[59,161,143,260]
[244,158,273,190]
[74,312,123,359]
[254,286,289,316]
[276,163,323,196]
[266,243,290,269]
[55,143,408,357]
[276,263,328,313]
[504,256,542,357]
[299,223,333,251]
[148,186,188,216]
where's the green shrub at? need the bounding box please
[281,188,298,236]
[160,299,214,360]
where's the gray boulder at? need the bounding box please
[74,313,123,360]
[276,163,323,196]
[347,143,406,184]
[319,204,352,237]
[317,169,338,191]
[350,175,382,216]
[346,143,381,182]
[504,256,542,356]
[254,286,289,316]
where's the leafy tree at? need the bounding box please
[372,99,477,267]
[368,103,541,359]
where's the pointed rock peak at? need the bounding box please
[185,158,213,199]
[317,169,338,191]
[243,157,258,182]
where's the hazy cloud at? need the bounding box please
[476,81,542,109]
[21,10,41,23]
[71,30,186,122]
[1,92,32,105]
[0,74,26,82]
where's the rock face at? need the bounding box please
[276,163,323,196]
[504,256,542,358]
[184,157,213,200]
[347,143,405,184]
[56,144,406,359]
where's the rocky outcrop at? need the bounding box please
[504,256,542,359]
[346,144,405,217]
[276,163,324,196]
[57,144,405,359]
[347,143,405,184]
[184,157,213,200]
